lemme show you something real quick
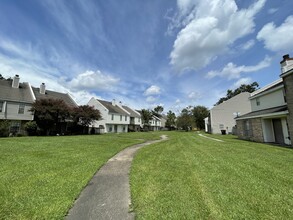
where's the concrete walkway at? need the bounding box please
[66,135,168,220]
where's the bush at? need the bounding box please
[24,121,38,136]
[0,120,10,137]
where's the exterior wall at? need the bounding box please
[210,92,251,134]
[106,113,130,125]
[106,124,128,133]
[250,88,286,111]
[0,101,33,121]
[88,98,108,129]
[282,72,293,145]
[237,118,264,142]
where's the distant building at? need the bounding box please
[88,98,130,133]
[205,92,251,134]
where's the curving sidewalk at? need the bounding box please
[66,135,168,220]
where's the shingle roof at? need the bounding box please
[97,99,128,115]
[0,80,34,103]
[122,105,141,118]
[236,105,288,119]
[32,87,77,108]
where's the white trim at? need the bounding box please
[236,110,288,120]
[250,79,283,98]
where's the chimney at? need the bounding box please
[112,99,116,106]
[40,83,46,94]
[12,74,20,88]
[280,54,293,73]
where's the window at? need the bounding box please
[256,98,260,106]
[120,115,122,121]
[125,116,127,121]
[10,121,20,134]
[111,114,114,120]
[138,118,140,123]
[0,101,3,112]
[243,120,252,137]
[18,103,25,114]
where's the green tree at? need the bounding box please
[165,110,176,129]
[192,105,209,130]
[152,105,164,118]
[176,107,194,131]
[141,109,153,129]
[215,82,259,105]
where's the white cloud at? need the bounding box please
[267,8,278,14]
[69,70,119,92]
[207,56,271,79]
[144,85,161,96]
[233,77,253,88]
[240,39,255,50]
[257,16,293,52]
[188,91,201,100]
[170,0,266,72]
[146,96,157,103]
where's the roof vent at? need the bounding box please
[12,75,20,88]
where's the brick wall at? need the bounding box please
[282,72,293,145]
[236,118,264,142]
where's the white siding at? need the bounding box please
[210,92,251,134]
[0,101,33,121]
[251,88,286,111]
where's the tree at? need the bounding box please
[192,105,209,130]
[176,107,194,131]
[141,109,153,129]
[72,105,101,127]
[152,105,164,118]
[215,82,259,105]
[30,99,71,135]
[165,110,176,129]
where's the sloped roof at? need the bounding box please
[32,87,77,108]
[0,80,34,103]
[250,79,283,98]
[122,105,141,118]
[236,105,288,120]
[97,99,128,115]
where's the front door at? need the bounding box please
[114,125,118,133]
[272,119,284,144]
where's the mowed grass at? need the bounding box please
[131,131,293,219]
[0,132,162,220]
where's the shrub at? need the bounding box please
[0,120,10,137]
[24,121,38,136]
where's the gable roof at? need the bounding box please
[250,79,283,98]
[122,105,141,118]
[97,99,129,115]
[0,80,34,103]
[32,87,77,108]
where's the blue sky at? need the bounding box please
[0,0,293,113]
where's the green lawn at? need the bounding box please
[130,131,293,219]
[0,132,161,220]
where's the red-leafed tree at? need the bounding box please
[72,105,101,127]
[30,99,71,135]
